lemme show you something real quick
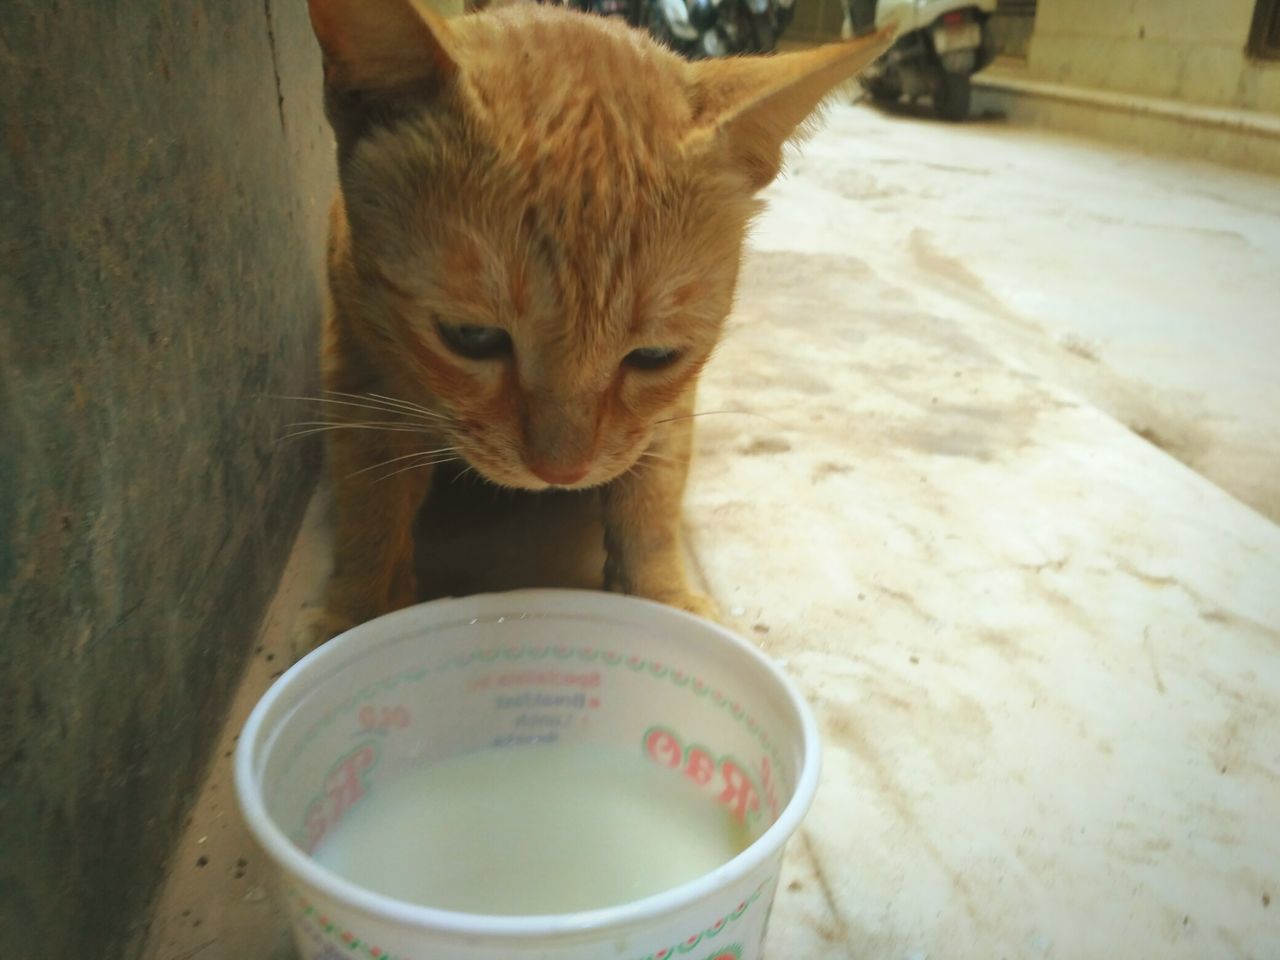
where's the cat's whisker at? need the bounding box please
[628,451,688,478]
[285,419,435,431]
[345,446,461,479]
[372,455,461,484]
[278,393,405,413]
[449,463,479,486]
[279,393,444,426]
[363,392,450,421]
[637,451,684,465]
[324,390,451,422]
[654,409,781,426]
[276,422,438,444]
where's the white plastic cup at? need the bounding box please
[235,589,820,960]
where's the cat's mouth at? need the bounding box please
[445,417,656,492]
[515,457,613,491]
[484,465,607,492]
[453,442,642,492]
[525,459,592,488]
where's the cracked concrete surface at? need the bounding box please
[143,103,1280,959]
[757,101,1280,520]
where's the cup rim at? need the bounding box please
[234,588,821,940]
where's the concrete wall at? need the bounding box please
[1028,0,1280,113]
[0,2,333,958]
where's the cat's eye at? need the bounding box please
[624,347,682,371]
[436,322,513,361]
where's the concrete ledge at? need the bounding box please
[974,62,1280,176]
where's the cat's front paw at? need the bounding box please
[288,606,357,663]
[648,589,721,622]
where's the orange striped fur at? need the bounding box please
[303,0,893,643]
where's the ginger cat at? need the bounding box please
[302,0,891,645]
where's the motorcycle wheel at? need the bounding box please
[933,72,971,122]
[646,0,695,57]
[862,75,902,103]
[750,12,777,54]
[776,4,793,34]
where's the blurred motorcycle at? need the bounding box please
[525,0,792,58]
[648,0,793,57]
[843,0,996,120]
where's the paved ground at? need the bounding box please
[143,103,1280,960]
[755,98,1280,521]
[687,99,1280,959]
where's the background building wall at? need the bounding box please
[1029,0,1280,112]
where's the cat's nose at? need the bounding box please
[521,392,597,486]
[528,459,591,486]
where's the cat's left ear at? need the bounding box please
[307,0,459,94]
[683,26,896,191]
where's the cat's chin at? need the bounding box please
[495,473,615,493]
[458,459,629,493]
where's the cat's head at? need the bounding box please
[309,0,890,489]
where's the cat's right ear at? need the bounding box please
[307,0,459,95]
[683,25,895,191]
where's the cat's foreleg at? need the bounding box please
[601,413,718,620]
[320,424,434,634]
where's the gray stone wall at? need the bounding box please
[0,2,333,956]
